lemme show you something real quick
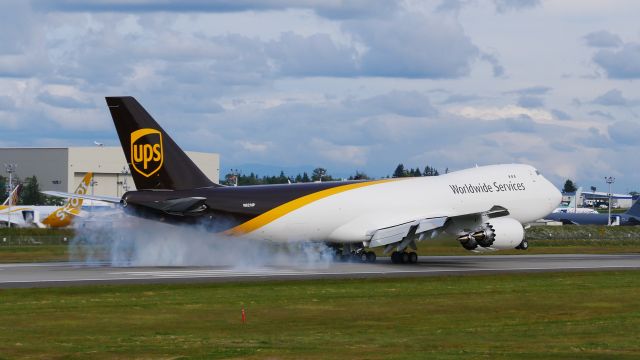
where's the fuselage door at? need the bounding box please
[610,215,621,226]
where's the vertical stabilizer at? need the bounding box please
[625,197,640,217]
[41,172,92,227]
[105,96,216,190]
[2,184,22,206]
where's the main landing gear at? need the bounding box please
[390,251,418,264]
[330,244,377,263]
[341,250,376,263]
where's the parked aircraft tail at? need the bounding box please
[2,184,22,207]
[41,172,93,227]
[566,186,582,209]
[625,197,640,217]
[105,96,217,190]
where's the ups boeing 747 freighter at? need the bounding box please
[46,97,561,263]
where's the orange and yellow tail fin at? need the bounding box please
[41,172,93,228]
[1,184,22,208]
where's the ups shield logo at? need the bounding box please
[131,128,163,177]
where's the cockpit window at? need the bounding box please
[535,169,541,176]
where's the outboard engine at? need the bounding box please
[457,217,524,251]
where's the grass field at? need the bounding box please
[0,271,638,359]
[2,239,640,263]
[2,225,640,263]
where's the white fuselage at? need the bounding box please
[552,207,599,214]
[243,164,561,243]
[0,206,59,227]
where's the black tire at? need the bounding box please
[391,251,399,264]
[401,252,409,264]
[519,239,529,250]
[408,252,418,264]
[360,252,368,262]
[366,251,376,263]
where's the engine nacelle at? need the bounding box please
[457,217,524,251]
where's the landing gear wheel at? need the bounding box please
[366,251,376,263]
[360,252,368,262]
[517,239,529,250]
[408,252,418,264]
[401,252,409,264]
[391,251,400,264]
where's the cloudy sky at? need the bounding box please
[1,0,639,191]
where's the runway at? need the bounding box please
[1,254,639,288]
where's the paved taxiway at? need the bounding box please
[1,254,639,288]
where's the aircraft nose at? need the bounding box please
[548,180,562,210]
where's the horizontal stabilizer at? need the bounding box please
[145,197,208,214]
[42,191,121,204]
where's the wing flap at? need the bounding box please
[368,216,447,248]
[369,221,415,248]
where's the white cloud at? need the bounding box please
[309,138,369,166]
[583,30,622,48]
[593,42,640,79]
[236,140,272,153]
[449,105,553,122]
[2,0,640,190]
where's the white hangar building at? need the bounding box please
[0,147,220,197]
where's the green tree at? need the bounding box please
[562,179,577,193]
[348,171,370,180]
[242,173,261,185]
[275,171,289,184]
[301,172,311,183]
[312,168,329,182]
[423,165,439,176]
[19,176,46,205]
[392,164,406,178]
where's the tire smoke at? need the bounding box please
[69,214,335,268]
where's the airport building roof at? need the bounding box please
[0,146,219,197]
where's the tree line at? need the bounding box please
[391,164,446,178]
[1,175,63,206]
[223,164,444,186]
[562,178,637,196]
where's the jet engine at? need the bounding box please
[457,217,524,251]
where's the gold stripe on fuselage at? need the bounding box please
[226,179,397,235]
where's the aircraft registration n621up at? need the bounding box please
[45,97,562,264]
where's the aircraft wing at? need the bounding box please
[365,205,511,252]
[42,191,121,204]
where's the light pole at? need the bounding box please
[90,177,98,213]
[121,166,130,195]
[4,164,16,229]
[605,177,615,226]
